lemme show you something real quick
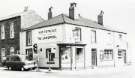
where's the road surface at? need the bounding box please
[0,65,134,78]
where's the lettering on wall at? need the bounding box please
[37,28,57,41]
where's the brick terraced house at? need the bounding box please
[0,9,44,64]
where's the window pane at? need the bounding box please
[26,31,32,46]
[73,27,81,42]
[91,30,96,43]
[46,48,51,58]
[10,22,14,38]
[1,48,6,61]
[103,49,113,61]
[1,24,5,39]
[10,47,14,55]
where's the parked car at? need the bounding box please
[3,55,37,71]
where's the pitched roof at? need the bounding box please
[0,10,35,21]
[23,14,126,34]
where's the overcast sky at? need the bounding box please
[0,0,135,60]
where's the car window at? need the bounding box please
[26,55,33,61]
[11,56,21,61]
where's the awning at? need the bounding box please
[57,43,86,46]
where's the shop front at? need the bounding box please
[58,43,86,70]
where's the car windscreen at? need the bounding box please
[10,56,21,61]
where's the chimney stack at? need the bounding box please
[24,6,29,12]
[69,2,77,20]
[48,6,53,20]
[98,10,104,25]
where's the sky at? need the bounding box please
[0,0,135,60]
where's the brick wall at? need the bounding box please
[0,16,21,62]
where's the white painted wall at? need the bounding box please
[21,23,128,68]
[64,24,127,67]
[20,10,44,55]
[21,10,44,29]
[32,24,65,44]
[30,24,65,68]
[20,32,26,55]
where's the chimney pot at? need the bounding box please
[69,2,77,20]
[98,10,104,25]
[48,6,53,20]
[24,6,29,12]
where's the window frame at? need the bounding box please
[10,47,15,55]
[46,48,51,58]
[73,27,82,42]
[103,49,113,61]
[1,24,5,40]
[9,22,15,39]
[1,48,6,57]
[26,31,32,46]
[91,30,96,43]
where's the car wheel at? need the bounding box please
[7,67,9,70]
[11,67,14,70]
[21,67,25,71]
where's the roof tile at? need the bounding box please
[23,14,126,34]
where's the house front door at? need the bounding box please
[91,48,97,66]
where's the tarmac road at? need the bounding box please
[0,65,134,78]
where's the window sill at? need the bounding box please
[1,39,5,40]
[102,59,113,61]
[26,44,32,46]
[10,38,14,39]
[47,61,55,64]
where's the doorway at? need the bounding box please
[91,48,97,66]
[61,47,71,69]
[124,50,126,64]
[76,48,84,69]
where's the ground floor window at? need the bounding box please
[46,48,51,58]
[10,47,15,55]
[1,48,6,61]
[103,49,113,61]
[26,48,33,60]
[76,48,83,60]
[118,49,126,59]
[46,48,55,62]
[49,53,55,61]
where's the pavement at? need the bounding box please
[37,65,131,73]
[0,64,134,78]
[0,65,131,74]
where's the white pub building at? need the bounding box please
[21,3,128,70]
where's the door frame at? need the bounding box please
[91,48,97,66]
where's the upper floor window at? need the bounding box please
[107,32,113,44]
[26,31,32,46]
[73,27,82,42]
[1,24,5,39]
[91,30,96,43]
[10,22,14,38]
